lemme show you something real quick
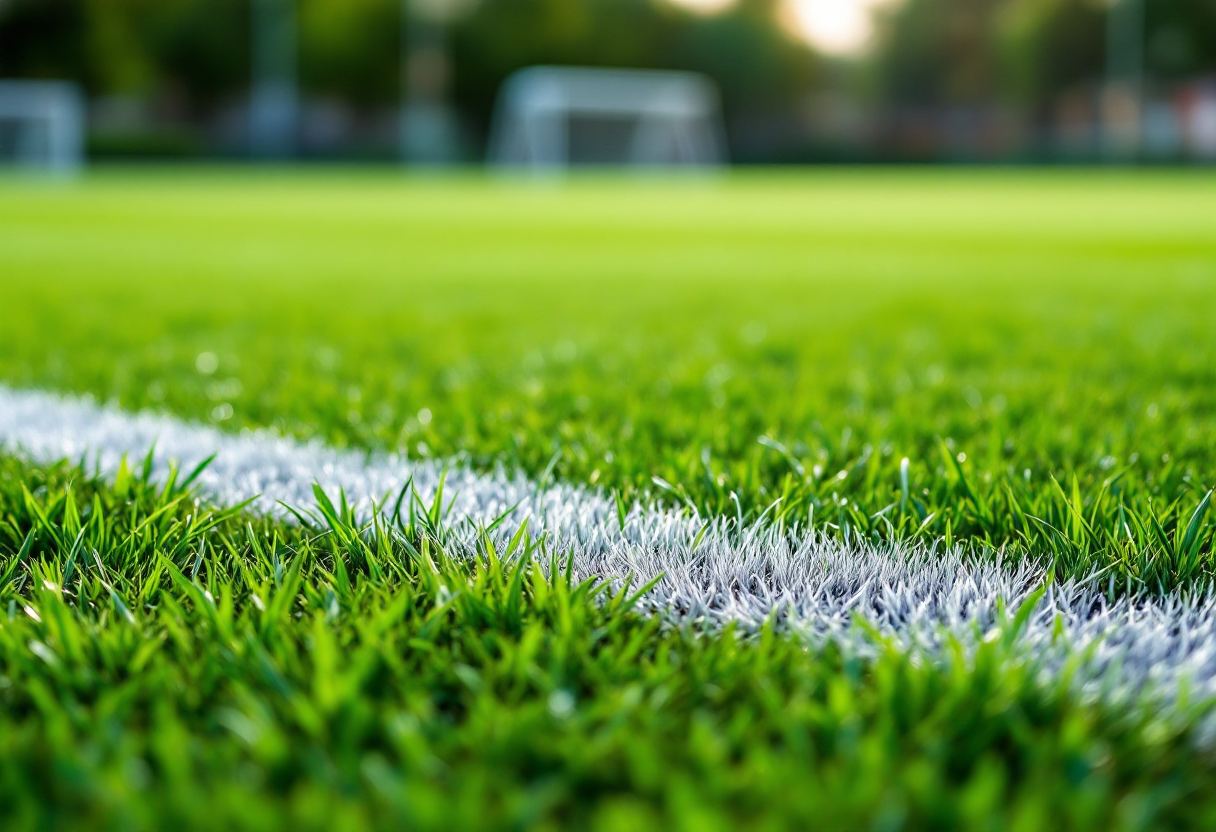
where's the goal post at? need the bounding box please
[488,67,727,171]
[0,81,85,172]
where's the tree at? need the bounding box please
[867,0,1009,107]
[998,0,1105,109]
[450,0,817,132]
[1143,0,1216,82]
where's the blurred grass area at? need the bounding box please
[2,168,1215,584]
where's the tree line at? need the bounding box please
[2,0,1214,154]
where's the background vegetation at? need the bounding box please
[3,0,1216,159]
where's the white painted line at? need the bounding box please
[2,383,1216,720]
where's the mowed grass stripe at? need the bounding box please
[6,384,1216,719]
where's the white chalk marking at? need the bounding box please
[2,384,1215,721]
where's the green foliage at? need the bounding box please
[5,0,1216,159]
[2,170,1216,588]
[1143,0,1216,82]
[0,0,250,100]
[868,0,1216,111]
[869,0,1009,106]
[299,0,401,107]
[1,455,1215,830]
[0,0,818,122]
[998,0,1105,108]
[451,0,816,122]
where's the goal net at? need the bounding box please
[0,81,85,172]
[489,67,726,170]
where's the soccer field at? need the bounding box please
[2,169,1216,829]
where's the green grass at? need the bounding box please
[4,168,1216,829]
[2,168,1215,586]
[1,455,1214,832]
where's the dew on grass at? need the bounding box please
[195,352,219,375]
[548,690,575,719]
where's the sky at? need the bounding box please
[667,0,887,56]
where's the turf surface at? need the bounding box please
[2,168,1215,585]
[1,455,1214,832]
[3,168,1216,830]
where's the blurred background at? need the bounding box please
[0,0,1214,165]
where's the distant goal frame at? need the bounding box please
[0,81,85,173]
[488,66,727,171]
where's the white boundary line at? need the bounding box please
[3,384,1216,721]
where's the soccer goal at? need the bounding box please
[488,67,726,170]
[0,81,85,172]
